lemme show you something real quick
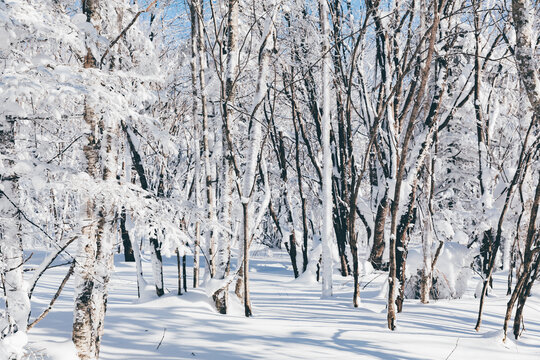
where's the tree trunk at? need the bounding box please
[273,128,300,278]
[193,224,200,288]
[73,59,101,360]
[189,0,204,288]
[183,254,187,292]
[369,192,389,270]
[149,233,164,297]
[72,3,118,357]
[242,203,253,317]
[74,87,115,360]
[350,178,361,307]
[504,1,540,337]
[120,207,134,262]
[512,258,540,339]
[503,174,540,339]
[177,249,183,295]
[122,121,164,296]
[238,4,276,315]
[511,0,540,120]
[131,229,145,298]
[475,116,535,331]
[150,166,166,297]
[320,0,333,299]
[420,153,434,304]
[0,117,31,340]
[223,0,240,303]
[387,0,443,330]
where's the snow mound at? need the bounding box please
[32,339,77,360]
[0,331,27,360]
[292,267,318,285]
[405,242,474,300]
[133,283,162,304]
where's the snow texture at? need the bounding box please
[23,249,540,360]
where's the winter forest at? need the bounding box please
[1,0,540,359]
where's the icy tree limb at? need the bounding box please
[28,236,77,299]
[27,261,75,330]
[99,0,158,68]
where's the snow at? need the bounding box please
[407,242,473,299]
[435,219,455,239]
[1,0,540,359]
[25,249,540,360]
[0,332,27,360]
[454,229,469,245]
[29,339,77,360]
[0,28,11,50]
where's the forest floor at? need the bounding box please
[27,247,540,359]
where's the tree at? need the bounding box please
[501,0,540,340]
[320,0,334,299]
[0,117,31,357]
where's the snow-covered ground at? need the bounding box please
[26,248,540,359]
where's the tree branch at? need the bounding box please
[99,0,158,68]
[27,261,75,331]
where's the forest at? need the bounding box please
[1,0,539,359]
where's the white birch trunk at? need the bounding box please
[320,0,333,298]
[73,1,117,358]
[239,1,277,316]
[190,0,203,286]
[420,155,433,303]
[73,97,100,360]
[223,0,242,299]
[512,0,540,119]
[196,1,217,281]
[128,222,146,297]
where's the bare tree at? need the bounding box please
[499,0,540,340]
[0,117,31,339]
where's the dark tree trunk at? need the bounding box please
[150,235,164,297]
[242,203,253,317]
[503,174,540,339]
[123,122,164,296]
[120,208,135,262]
[183,254,187,292]
[177,250,182,295]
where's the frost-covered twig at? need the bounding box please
[4,253,32,273]
[445,338,460,360]
[0,189,55,242]
[27,261,75,331]
[28,236,77,299]
[156,327,166,350]
[99,0,158,68]
[362,273,385,290]
[46,134,85,164]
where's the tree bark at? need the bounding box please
[420,150,435,304]
[369,192,389,270]
[122,123,164,296]
[476,0,540,330]
[320,0,334,299]
[387,0,443,330]
[503,173,540,339]
[120,207,134,262]
[177,249,183,295]
[512,0,540,120]
[242,203,253,317]
[73,3,118,358]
